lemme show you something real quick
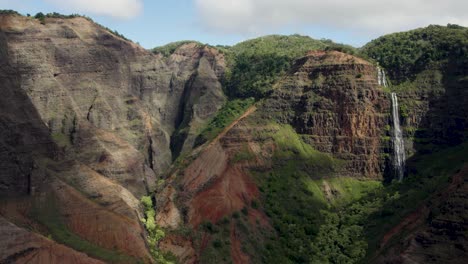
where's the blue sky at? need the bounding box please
[1,0,467,49]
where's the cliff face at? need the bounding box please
[0,15,226,195]
[263,51,390,178]
[0,14,226,263]
[396,65,468,157]
[1,14,467,264]
[156,51,394,263]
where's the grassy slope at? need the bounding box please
[194,98,255,147]
[363,142,468,261]
[246,124,382,263]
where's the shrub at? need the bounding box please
[0,10,20,15]
[34,12,46,24]
[140,196,173,263]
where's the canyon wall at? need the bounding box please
[0,14,226,263]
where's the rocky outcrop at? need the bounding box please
[263,50,390,178]
[0,13,227,263]
[0,15,226,195]
[153,51,397,263]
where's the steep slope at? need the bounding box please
[363,25,468,155]
[362,24,468,263]
[374,164,468,264]
[0,13,227,263]
[1,12,467,264]
[156,50,392,263]
[263,50,390,178]
[0,216,104,264]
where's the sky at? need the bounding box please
[1,0,467,49]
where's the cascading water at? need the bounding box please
[377,67,387,87]
[391,92,406,181]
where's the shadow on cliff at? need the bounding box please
[0,35,57,196]
[405,57,468,176]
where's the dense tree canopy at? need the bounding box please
[362,24,468,83]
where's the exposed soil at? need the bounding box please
[230,223,250,264]
[189,164,259,227]
[0,216,104,264]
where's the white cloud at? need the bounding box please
[45,0,143,19]
[194,0,468,36]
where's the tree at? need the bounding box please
[34,12,46,24]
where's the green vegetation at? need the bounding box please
[224,35,329,99]
[313,142,468,263]
[44,12,81,19]
[322,39,360,56]
[152,41,203,56]
[33,12,81,25]
[231,144,256,164]
[34,12,46,24]
[51,132,72,148]
[141,196,175,264]
[244,123,467,263]
[364,142,467,259]
[0,9,20,15]
[362,24,468,82]
[311,210,369,263]
[270,124,338,172]
[249,124,379,263]
[28,11,131,41]
[197,220,232,263]
[194,98,255,146]
[31,193,137,263]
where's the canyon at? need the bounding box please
[0,13,467,264]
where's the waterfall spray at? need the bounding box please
[391,93,406,181]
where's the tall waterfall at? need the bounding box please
[378,67,387,87]
[391,93,406,181]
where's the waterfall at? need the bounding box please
[377,67,387,87]
[391,93,406,181]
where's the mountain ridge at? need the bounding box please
[0,11,467,264]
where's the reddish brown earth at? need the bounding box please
[52,180,152,261]
[189,164,260,227]
[0,13,229,263]
[264,50,390,178]
[230,223,250,264]
[0,179,152,263]
[159,235,197,264]
[158,104,274,262]
[159,50,392,263]
[0,216,104,264]
[181,106,261,228]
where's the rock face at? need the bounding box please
[0,14,226,263]
[0,15,226,195]
[159,51,394,263]
[263,51,390,178]
[0,38,55,196]
[396,66,468,157]
[1,13,466,264]
[374,165,468,264]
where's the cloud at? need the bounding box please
[194,0,468,36]
[45,0,143,19]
